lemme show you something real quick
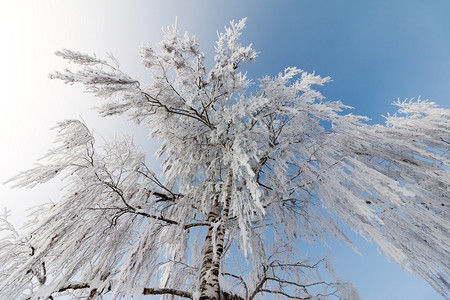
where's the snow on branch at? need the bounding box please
[2,18,449,299]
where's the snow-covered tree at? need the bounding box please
[1,19,449,299]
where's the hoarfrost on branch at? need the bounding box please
[1,18,449,299]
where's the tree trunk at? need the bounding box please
[199,167,233,300]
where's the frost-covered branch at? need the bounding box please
[143,287,192,298]
[25,281,194,300]
[2,18,449,299]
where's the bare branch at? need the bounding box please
[258,288,311,300]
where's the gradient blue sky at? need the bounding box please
[1,1,449,299]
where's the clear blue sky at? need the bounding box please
[0,1,448,299]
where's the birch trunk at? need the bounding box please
[199,167,233,299]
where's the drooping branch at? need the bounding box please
[222,272,248,299]
[257,289,311,299]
